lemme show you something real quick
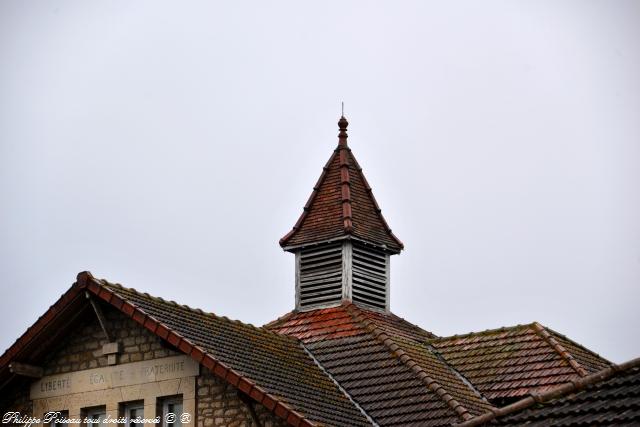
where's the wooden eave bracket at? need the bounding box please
[85,291,112,342]
[8,361,43,378]
[85,291,122,365]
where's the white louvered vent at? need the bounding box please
[351,243,388,310]
[298,243,344,310]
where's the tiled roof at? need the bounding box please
[0,271,623,427]
[267,304,494,426]
[0,273,370,427]
[459,357,640,426]
[280,116,403,253]
[428,323,612,403]
[266,303,436,343]
[308,334,464,426]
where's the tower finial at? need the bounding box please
[338,107,349,144]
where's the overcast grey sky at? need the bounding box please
[1,1,638,363]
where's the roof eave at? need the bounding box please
[282,235,402,254]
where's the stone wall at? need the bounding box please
[197,371,288,427]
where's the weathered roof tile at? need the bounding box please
[459,358,640,426]
[0,274,371,427]
[429,323,612,404]
[268,304,493,426]
[280,116,403,252]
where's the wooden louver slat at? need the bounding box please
[299,243,343,309]
[351,243,388,310]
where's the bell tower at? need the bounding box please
[280,116,403,312]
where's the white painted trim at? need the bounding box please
[284,236,399,254]
[385,253,391,312]
[294,251,301,310]
[296,301,344,312]
[342,241,353,303]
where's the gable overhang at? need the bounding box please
[282,235,401,255]
[0,280,91,391]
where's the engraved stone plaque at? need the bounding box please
[31,355,199,399]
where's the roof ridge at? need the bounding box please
[344,304,474,423]
[300,342,378,426]
[339,145,354,233]
[97,277,288,338]
[383,311,439,339]
[531,322,588,377]
[423,341,490,404]
[263,309,297,329]
[542,324,612,366]
[83,273,318,427]
[455,357,640,427]
[428,323,535,342]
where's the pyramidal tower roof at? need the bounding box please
[280,116,403,253]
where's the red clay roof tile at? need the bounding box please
[268,304,493,426]
[280,116,403,253]
[428,323,612,404]
[459,357,640,426]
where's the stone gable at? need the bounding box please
[42,304,180,376]
[1,302,290,427]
